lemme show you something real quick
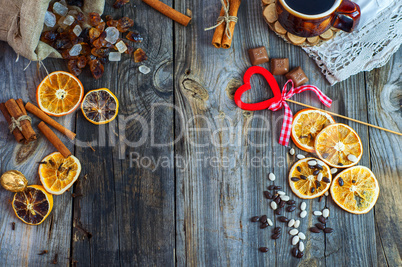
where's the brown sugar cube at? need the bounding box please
[270,58,289,75]
[285,67,309,87]
[248,46,269,66]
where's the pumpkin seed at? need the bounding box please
[323,208,330,218]
[300,210,307,218]
[298,232,306,240]
[289,229,299,235]
[289,148,295,155]
[308,160,317,166]
[277,191,286,196]
[299,241,305,252]
[292,235,300,245]
[316,159,325,166]
[288,219,295,227]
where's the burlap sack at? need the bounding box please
[0,0,105,61]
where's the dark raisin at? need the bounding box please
[251,216,259,222]
[318,216,326,224]
[287,200,296,205]
[292,247,299,257]
[315,223,325,230]
[278,216,289,223]
[310,227,320,233]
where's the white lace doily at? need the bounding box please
[303,0,402,85]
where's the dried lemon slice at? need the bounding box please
[12,185,53,225]
[330,166,379,214]
[39,152,81,195]
[289,157,332,199]
[81,88,119,125]
[315,123,363,168]
[291,109,335,152]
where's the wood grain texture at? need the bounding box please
[365,48,402,267]
[0,42,75,266]
[323,74,377,267]
[70,1,175,266]
[174,0,391,266]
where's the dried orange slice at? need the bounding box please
[12,185,53,225]
[39,152,81,195]
[315,123,363,168]
[81,88,119,125]
[291,109,335,152]
[36,71,84,117]
[289,157,332,199]
[330,166,379,214]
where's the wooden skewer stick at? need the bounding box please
[286,99,402,136]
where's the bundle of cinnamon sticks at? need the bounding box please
[0,99,74,158]
[0,99,36,144]
[212,0,242,49]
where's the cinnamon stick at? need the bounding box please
[38,122,71,158]
[0,103,25,143]
[25,102,76,140]
[16,99,27,115]
[142,0,191,26]
[5,99,36,143]
[212,7,226,48]
[222,0,241,49]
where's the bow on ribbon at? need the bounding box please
[269,79,332,146]
[234,66,332,147]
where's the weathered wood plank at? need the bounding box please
[365,48,402,267]
[173,1,310,265]
[0,42,75,266]
[322,73,377,267]
[71,1,175,266]
[174,1,388,266]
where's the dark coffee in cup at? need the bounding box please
[284,0,336,15]
[277,0,361,37]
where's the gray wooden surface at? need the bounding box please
[0,0,401,266]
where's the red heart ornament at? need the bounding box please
[234,66,282,111]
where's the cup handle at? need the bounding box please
[332,0,361,32]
